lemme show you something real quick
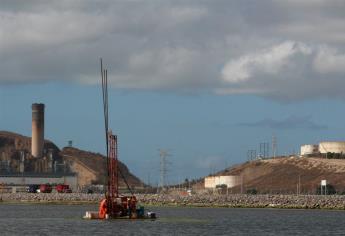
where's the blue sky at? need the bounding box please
[1,1,345,184]
[1,82,344,184]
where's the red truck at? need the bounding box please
[56,184,72,193]
[39,184,52,193]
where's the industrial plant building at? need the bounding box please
[0,103,78,190]
[301,142,345,156]
[204,176,240,189]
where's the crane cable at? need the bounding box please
[100,58,134,196]
[101,58,110,199]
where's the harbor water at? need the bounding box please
[0,204,345,235]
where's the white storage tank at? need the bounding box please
[319,141,345,154]
[204,176,216,188]
[204,176,240,188]
[300,144,319,156]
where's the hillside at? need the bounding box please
[61,147,143,187]
[214,157,345,194]
[0,131,59,154]
[0,131,143,187]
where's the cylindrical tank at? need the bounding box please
[31,103,45,158]
[319,142,345,154]
[204,175,240,188]
[300,144,319,156]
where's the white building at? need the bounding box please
[300,144,319,156]
[301,141,345,156]
[319,142,345,154]
[204,175,240,189]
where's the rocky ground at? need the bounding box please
[137,193,345,209]
[0,193,103,203]
[1,193,345,210]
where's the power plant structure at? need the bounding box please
[0,103,77,190]
[204,175,241,189]
[31,103,45,159]
[301,142,345,156]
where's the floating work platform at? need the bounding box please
[83,60,157,221]
[84,211,100,220]
[83,210,156,220]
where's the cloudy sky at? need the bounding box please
[1,0,345,184]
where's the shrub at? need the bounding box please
[246,188,257,195]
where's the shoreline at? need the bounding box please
[1,193,345,210]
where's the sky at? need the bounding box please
[1,0,345,185]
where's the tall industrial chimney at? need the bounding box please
[31,103,45,158]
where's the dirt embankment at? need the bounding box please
[215,157,345,194]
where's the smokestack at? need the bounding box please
[31,103,45,158]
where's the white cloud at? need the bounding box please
[219,41,345,100]
[222,41,312,83]
[1,1,345,101]
[314,47,345,74]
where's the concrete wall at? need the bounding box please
[0,175,78,190]
[301,144,319,156]
[205,176,240,188]
[319,142,345,154]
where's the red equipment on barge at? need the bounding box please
[97,132,142,219]
[84,59,155,220]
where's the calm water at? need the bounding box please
[0,204,344,235]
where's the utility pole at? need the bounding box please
[259,142,269,159]
[247,150,251,161]
[252,150,257,160]
[247,150,256,161]
[147,172,151,186]
[272,135,277,158]
[298,175,301,195]
[241,174,243,194]
[158,149,170,192]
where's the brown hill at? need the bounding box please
[0,131,61,172]
[61,147,143,187]
[0,131,59,154]
[0,131,143,188]
[215,157,345,194]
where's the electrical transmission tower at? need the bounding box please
[247,149,257,161]
[259,142,269,159]
[158,149,171,191]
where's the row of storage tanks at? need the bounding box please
[301,142,345,156]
